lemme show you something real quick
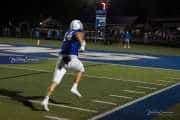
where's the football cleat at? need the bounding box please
[70,87,82,98]
[41,99,49,112]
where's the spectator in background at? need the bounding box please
[144,32,148,44]
[55,29,61,40]
[35,28,41,46]
[3,26,10,36]
[105,27,112,45]
[15,26,21,37]
[47,29,52,39]
[35,28,40,39]
[122,30,132,48]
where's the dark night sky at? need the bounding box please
[1,0,180,23]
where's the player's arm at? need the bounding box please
[76,32,86,51]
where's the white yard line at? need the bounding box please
[119,64,180,72]
[109,95,133,100]
[156,79,174,83]
[89,83,180,120]
[0,65,165,86]
[0,96,11,99]
[44,115,70,120]
[84,74,165,86]
[0,65,50,72]
[168,77,180,80]
[136,86,157,90]
[91,61,180,72]
[123,90,146,94]
[92,100,117,106]
[0,95,97,113]
[160,111,174,114]
[31,100,98,113]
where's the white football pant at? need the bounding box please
[53,55,84,84]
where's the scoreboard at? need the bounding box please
[96,9,107,30]
[95,0,111,40]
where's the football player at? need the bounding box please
[41,19,86,111]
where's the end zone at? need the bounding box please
[90,83,180,120]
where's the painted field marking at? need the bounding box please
[156,79,174,83]
[1,43,180,72]
[168,77,180,80]
[92,100,117,106]
[109,95,133,100]
[44,115,70,120]
[0,95,13,100]
[159,111,174,115]
[84,74,165,86]
[146,110,175,117]
[122,90,146,94]
[0,66,166,86]
[136,86,157,90]
[31,100,98,113]
[0,66,49,72]
[0,95,97,113]
[90,82,180,120]
[90,61,180,72]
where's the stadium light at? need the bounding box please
[96,0,111,10]
[177,27,180,31]
[101,2,106,10]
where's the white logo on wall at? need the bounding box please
[0,44,159,62]
[8,56,39,64]
[79,52,158,61]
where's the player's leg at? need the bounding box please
[67,57,85,97]
[41,82,58,111]
[71,71,83,97]
[41,60,66,111]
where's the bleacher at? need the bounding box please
[149,18,180,46]
[128,17,180,46]
[1,16,180,47]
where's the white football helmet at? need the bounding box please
[70,19,83,30]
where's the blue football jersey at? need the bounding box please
[60,30,82,55]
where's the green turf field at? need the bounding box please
[0,37,180,120]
